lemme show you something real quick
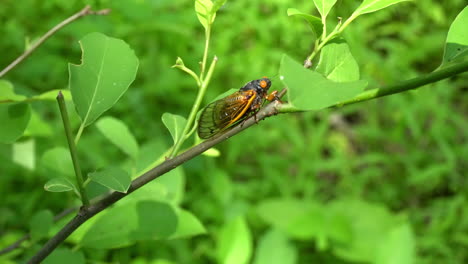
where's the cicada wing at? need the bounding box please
[197,91,256,139]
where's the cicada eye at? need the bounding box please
[260,80,268,89]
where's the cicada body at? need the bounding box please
[197,77,274,139]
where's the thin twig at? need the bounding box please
[0,5,110,78]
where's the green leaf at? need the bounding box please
[96,116,139,159]
[279,54,366,111]
[24,110,53,137]
[41,147,74,177]
[442,6,468,66]
[212,0,227,14]
[202,147,220,157]
[195,0,215,30]
[69,32,139,127]
[217,216,252,264]
[88,167,131,193]
[0,80,27,102]
[12,139,35,170]
[253,229,297,264]
[43,248,85,264]
[169,209,206,239]
[375,223,415,264]
[156,166,185,204]
[31,89,72,101]
[29,210,54,241]
[287,8,323,39]
[315,40,360,82]
[256,199,325,240]
[132,200,178,240]
[329,199,401,262]
[44,177,76,193]
[313,0,338,18]
[208,169,232,205]
[162,113,187,145]
[354,0,410,16]
[0,102,31,143]
[80,200,178,249]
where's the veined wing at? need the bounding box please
[197,90,256,139]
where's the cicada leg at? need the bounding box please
[265,90,281,102]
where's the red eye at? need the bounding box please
[260,80,267,88]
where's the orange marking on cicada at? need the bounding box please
[226,90,256,127]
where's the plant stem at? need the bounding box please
[335,60,468,106]
[56,91,89,206]
[169,56,218,158]
[200,26,211,81]
[0,5,110,78]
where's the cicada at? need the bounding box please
[197,77,278,139]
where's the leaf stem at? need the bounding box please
[200,26,212,81]
[56,91,89,206]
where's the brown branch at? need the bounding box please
[26,96,285,264]
[0,5,111,78]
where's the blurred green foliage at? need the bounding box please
[0,0,467,263]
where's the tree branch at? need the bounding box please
[27,97,284,264]
[24,58,468,263]
[0,5,110,78]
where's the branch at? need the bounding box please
[335,60,468,106]
[0,5,110,78]
[26,96,284,264]
[25,59,468,263]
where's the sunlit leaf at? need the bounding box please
[88,167,131,193]
[162,112,187,145]
[31,89,72,101]
[279,54,366,111]
[313,0,338,18]
[287,8,323,39]
[96,116,139,159]
[13,139,35,170]
[202,147,220,157]
[316,40,360,82]
[195,0,215,30]
[70,32,139,127]
[0,102,31,143]
[375,223,415,264]
[442,6,468,66]
[354,0,411,16]
[169,209,206,239]
[217,216,252,264]
[253,229,297,264]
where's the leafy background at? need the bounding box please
[0,0,467,263]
